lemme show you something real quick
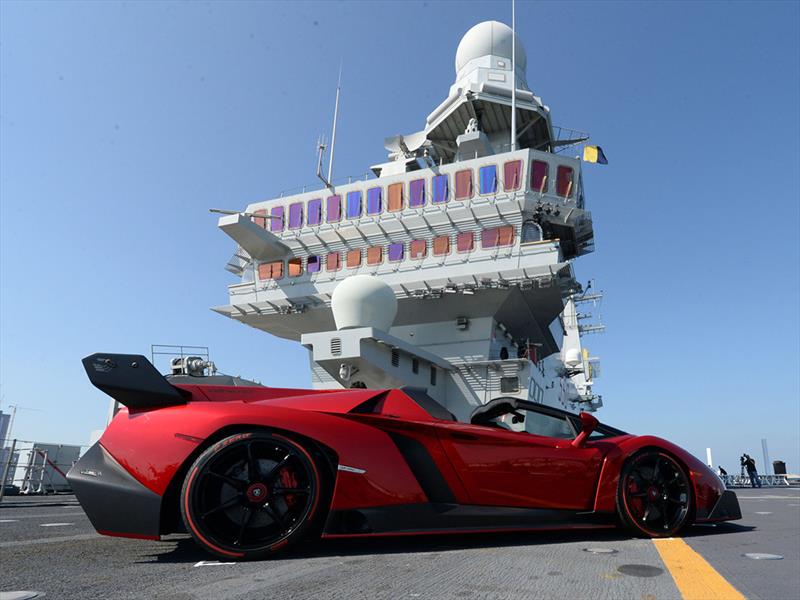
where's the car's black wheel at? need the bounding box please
[617,450,692,537]
[181,431,323,560]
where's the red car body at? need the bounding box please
[68,354,740,555]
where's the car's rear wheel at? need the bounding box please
[181,431,323,560]
[617,450,692,537]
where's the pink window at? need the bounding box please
[503,160,522,191]
[456,231,474,253]
[556,165,574,197]
[433,235,450,256]
[481,226,515,248]
[288,257,303,277]
[530,160,548,193]
[258,261,284,280]
[326,252,341,272]
[252,209,267,229]
[326,195,342,223]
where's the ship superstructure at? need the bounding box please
[213,21,604,423]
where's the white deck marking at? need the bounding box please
[39,522,74,527]
[193,560,235,567]
[754,511,772,515]
[0,519,19,523]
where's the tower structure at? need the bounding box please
[214,21,603,422]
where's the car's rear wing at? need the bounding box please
[82,353,188,410]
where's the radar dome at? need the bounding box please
[455,21,527,75]
[331,275,398,332]
[564,348,582,368]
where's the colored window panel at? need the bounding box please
[456,231,474,252]
[307,198,322,226]
[482,226,515,248]
[288,257,303,277]
[288,202,303,229]
[455,170,473,200]
[479,165,497,195]
[258,261,284,280]
[410,239,427,259]
[346,190,362,219]
[388,242,404,262]
[326,195,342,223]
[387,183,404,212]
[366,246,383,265]
[409,179,425,208]
[503,160,522,191]
[326,252,341,272]
[556,165,574,197]
[270,206,285,232]
[530,160,549,192]
[346,249,362,268]
[432,174,448,204]
[432,235,451,256]
[307,255,320,273]
[252,209,267,229]
[366,187,382,215]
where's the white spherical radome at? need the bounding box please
[455,20,527,75]
[331,275,398,332]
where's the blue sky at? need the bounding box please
[1,1,798,473]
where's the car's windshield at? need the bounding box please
[487,407,575,439]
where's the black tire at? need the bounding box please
[180,431,324,560]
[616,450,693,538]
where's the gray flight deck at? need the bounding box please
[1,488,798,600]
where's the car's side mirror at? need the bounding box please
[571,412,599,448]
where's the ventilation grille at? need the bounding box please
[330,338,342,356]
[391,349,400,367]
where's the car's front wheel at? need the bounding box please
[617,450,693,537]
[180,431,324,560]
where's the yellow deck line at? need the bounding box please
[653,537,746,600]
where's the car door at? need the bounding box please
[435,407,605,510]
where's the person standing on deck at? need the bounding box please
[744,454,761,488]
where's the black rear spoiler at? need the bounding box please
[82,353,188,410]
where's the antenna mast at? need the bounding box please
[327,63,342,183]
[511,0,517,152]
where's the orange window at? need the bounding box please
[503,160,522,191]
[432,235,450,256]
[252,209,267,229]
[346,249,362,268]
[410,239,427,259]
[366,246,383,265]
[326,252,341,272]
[556,165,574,197]
[258,261,284,280]
[455,170,473,200]
[497,225,515,246]
[387,182,404,212]
[288,257,303,277]
[456,231,474,252]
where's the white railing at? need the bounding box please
[720,474,790,488]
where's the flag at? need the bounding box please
[583,145,608,164]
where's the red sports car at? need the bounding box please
[68,353,741,560]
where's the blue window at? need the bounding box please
[479,165,497,195]
[409,179,425,208]
[307,198,322,226]
[432,174,448,204]
[366,187,382,215]
[346,191,362,219]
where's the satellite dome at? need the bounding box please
[455,21,527,75]
[331,275,398,332]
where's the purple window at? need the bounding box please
[432,174,448,204]
[346,191,362,219]
[366,187,382,215]
[288,202,303,229]
[307,255,321,273]
[388,242,404,262]
[326,195,341,223]
[409,179,425,208]
[270,206,284,232]
[307,198,322,226]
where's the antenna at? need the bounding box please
[328,62,343,182]
[315,134,331,188]
[510,0,517,152]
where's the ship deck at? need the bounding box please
[1,488,798,600]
